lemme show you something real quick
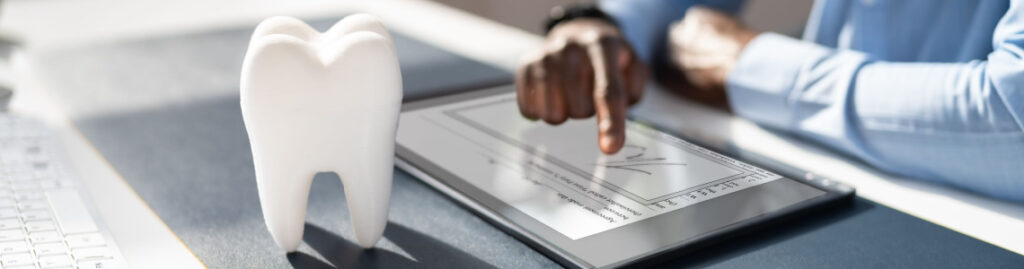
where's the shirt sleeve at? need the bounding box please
[726,3,1024,202]
[599,0,744,63]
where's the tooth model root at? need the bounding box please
[257,170,314,252]
[340,165,393,249]
[240,14,402,251]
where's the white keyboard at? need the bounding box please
[0,115,125,269]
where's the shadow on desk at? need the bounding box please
[661,197,1024,268]
[289,222,496,269]
[662,198,874,268]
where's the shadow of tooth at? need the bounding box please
[296,222,497,269]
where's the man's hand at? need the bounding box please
[516,19,649,154]
[668,7,757,95]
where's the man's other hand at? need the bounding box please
[668,7,757,96]
[516,19,649,154]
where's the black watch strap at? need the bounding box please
[544,4,618,34]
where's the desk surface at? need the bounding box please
[4,0,1023,267]
[20,18,1024,268]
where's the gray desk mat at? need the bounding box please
[31,16,1024,268]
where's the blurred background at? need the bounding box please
[431,0,815,36]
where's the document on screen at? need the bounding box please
[398,93,783,239]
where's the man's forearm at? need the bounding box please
[725,32,1024,202]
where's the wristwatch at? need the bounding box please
[544,3,619,34]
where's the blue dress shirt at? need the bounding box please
[600,0,1024,202]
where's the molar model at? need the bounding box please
[240,14,402,251]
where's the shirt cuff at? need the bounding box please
[599,0,695,63]
[989,50,1024,132]
[725,32,832,130]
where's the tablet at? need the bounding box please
[395,85,854,268]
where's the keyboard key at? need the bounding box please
[0,198,15,208]
[14,191,45,201]
[34,242,67,256]
[0,229,25,242]
[18,200,49,211]
[78,259,122,269]
[66,233,105,249]
[38,254,73,268]
[46,190,99,234]
[7,173,32,182]
[34,170,55,179]
[29,231,62,244]
[0,240,29,254]
[24,146,41,154]
[10,182,38,191]
[21,210,51,222]
[38,180,58,189]
[25,221,56,232]
[72,247,112,261]
[1,252,35,266]
[0,219,21,230]
[57,180,74,188]
[0,208,17,219]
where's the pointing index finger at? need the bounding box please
[587,38,628,154]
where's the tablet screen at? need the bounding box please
[397,91,820,240]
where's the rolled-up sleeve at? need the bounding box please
[726,2,1024,202]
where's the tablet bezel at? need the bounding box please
[396,85,855,268]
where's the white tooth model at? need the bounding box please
[240,14,402,251]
